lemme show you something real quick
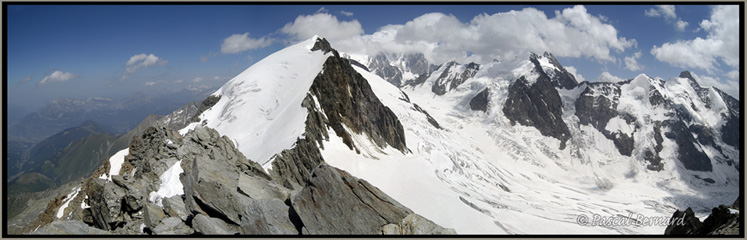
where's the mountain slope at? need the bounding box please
[24,37,453,235]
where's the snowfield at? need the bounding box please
[321,53,738,234]
[181,36,331,166]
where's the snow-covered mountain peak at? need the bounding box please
[182,36,331,165]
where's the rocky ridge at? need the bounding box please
[26,37,452,235]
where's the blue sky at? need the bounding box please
[6,4,741,111]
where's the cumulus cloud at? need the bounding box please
[294,6,635,65]
[39,71,77,86]
[564,66,585,82]
[281,13,364,43]
[126,53,167,73]
[725,70,739,80]
[192,77,203,83]
[340,10,354,17]
[174,79,184,83]
[645,5,676,19]
[597,71,625,82]
[145,81,157,86]
[676,19,689,31]
[689,71,739,99]
[650,5,738,73]
[220,32,272,54]
[624,51,644,71]
[645,5,689,32]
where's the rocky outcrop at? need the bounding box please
[713,86,740,148]
[469,88,490,112]
[662,120,712,172]
[534,52,578,90]
[310,38,407,153]
[30,220,111,235]
[271,38,409,189]
[431,61,479,95]
[188,95,221,124]
[23,37,453,236]
[367,53,433,87]
[292,164,455,234]
[665,205,740,235]
[574,82,636,157]
[503,74,571,149]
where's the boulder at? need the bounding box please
[162,196,189,222]
[237,173,289,200]
[85,178,126,230]
[152,217,193,235]
[143,202,166,230]
[239,198,299,235]
[292,164,414,234]
[192,214,240,235]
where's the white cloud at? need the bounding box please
[676,19,689,31]
[192,77,203,83]
[145,81,157,86]
[645,5,689,31]
[307,6,635,65]
[126,53,166,73]
[651,5,738,73]
[725,70,739,80]
[645,5,676,19]
[340,10,354,17]
[624,51,644,71]
[39,71,77,86]
[689,71,739,99]
[564,66,585,82]
[597,71,625,82]
[220,32,272,54]
[281,13,364,43]
[174,79,184,83]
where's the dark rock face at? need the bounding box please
[431,61,479,95]
[503,75,570,149]
[292,164,454,234]
[268,93,330,189]
[665,205,740,235]
[188,95,220,124]
[643,123,665,171]
[367,53,433,87]
[534,52,578,90]
[664,207,703,235]
[271,38,408,190]
[574,82,636,156]
[469,88,490,112]
[308,38,407,153]
[714,87,740,148]
[412,104,442,129]
[663,120,712,172]
[369,54,404,87]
